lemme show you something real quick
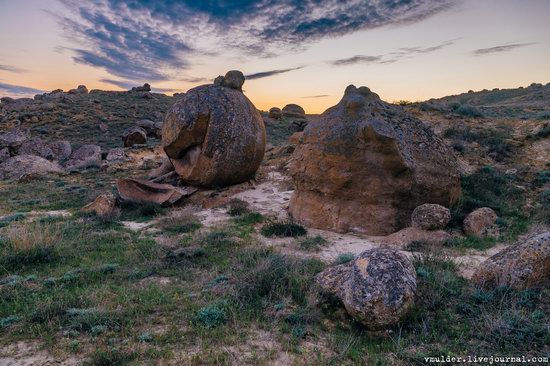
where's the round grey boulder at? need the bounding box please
[463,207,497,237]
[122,126,147,147]
[411,203,451,230]
[0,155,62,181]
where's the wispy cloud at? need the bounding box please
[472,42,536,56]
[56,0,456,83]
[246,67,304,80]
[0,82,44,97]
[330,39,457,66]
[302,94,329,99]
[0,64,28,73]
[180,76,209,84]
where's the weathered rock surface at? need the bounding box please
[269,107,282,119]
[282,104,306,119]
[162,71,265,187]
[463,207,497,237]
[290,85,461,235]
[116,179,197,206]
[49,140,72,161]
[0,155,62,181]
[136,119,162,138]
[472,232,549,289]
[19,138,55,160]
[213,70,245,91]
[0,148,9,163]
[106,148,127,162]
[65,144,102,170]
[0,129,28,151]
[317,248,416,329]
[411,203,451,230]
[81,194,118,217]
[122,126,147,147]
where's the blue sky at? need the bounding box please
[0,0,549,112]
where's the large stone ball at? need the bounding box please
[162,74,265,187]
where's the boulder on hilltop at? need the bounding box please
[289,85,461,235]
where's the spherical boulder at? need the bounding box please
[0,155,62,181]
[463,207,497,237]
[411,203,451,230]
[282,104,306,119]
[122,126,147,147]
[65,144,101,170]
[19,138,55,160]
[472,232,549,289]
[317,248,416,329]
[49,140,72,161]
[162,71,265,187]
[289,85,461,235]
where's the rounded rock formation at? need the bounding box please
[122,126,147,147]
[411,203,451,230]
[472,232,549,289]
[19,138,55,160]
[317,248,416,329]
[65,144,102,170]
[0,155,62,181]
[282,104,306,119]
[463,207,497,237]
[289,85,461,235]
[269,107,282,119]
[49,140,72,161]
[161,71,265,187]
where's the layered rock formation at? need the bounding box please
[162,71,265,187]
[289,85,461,235]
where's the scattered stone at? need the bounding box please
[81,193,118,217]
[49,140,72,161]
[411,203,451,230]
[106,148,128,162]
[282,104,306,119]
[269,107,282,119]
[380,226,451,248]
[65,144,102,170]
[132,83,151,92]
[463,207,497,237]
[122,126,147,147]
[136,119,162,138]
[0,147,10,163]
[472,232,549,289]
[0,155,62,181]
[162,70,265,187]
[0,128,29,150]
[116,179,197,206]
[19,138,55,160]
[316,248,416,329]
[289,85,461,235]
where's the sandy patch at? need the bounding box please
[0,341,79,366]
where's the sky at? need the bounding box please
[0,0,549,113]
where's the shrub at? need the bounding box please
[227,198,250,217]
[157,211,202,234]
[232,212,264,225]
[196,302,228,328]
[261,220,307,237]
[65,308,120,333]
[202,231,235,246]
[533,170,550,186]
[0,212,26,228]
[455,104,484,118]
[299,235,327,251]
[334,253,355,264]
[85,348,138,366]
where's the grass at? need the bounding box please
[261,220,307,237]
[298,235,327,251]
[156,210,202,234]
[443,126,514,161]
[226,198,250,217]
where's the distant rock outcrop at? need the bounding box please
[472,232,549,289]
[316,248,416,329]
[131,83,151,92]
[162,70,265,187]
[289,85,461,235]
[269,107,282,119]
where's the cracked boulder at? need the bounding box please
[289,85,461,235]
[161,71,265,187]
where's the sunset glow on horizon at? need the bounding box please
[1,0,549,113]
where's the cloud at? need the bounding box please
[302,94,329,98]
[472,42,536,56]
[246,66,304,80]
[180,76,209,83]
[57,0,456,82]
[0,64,28,73]
[330,39,457,66]
[0,82,44,97]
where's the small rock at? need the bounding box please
[65,144,102,170]
[472,232,549,289]
[81,193,118,217]
[122,126,147,147]
[316,248,416,329]
[282,104,306,119]
[411,203,451,230]
[106,148,127,162]
[49,140,72,161]
[463,207,497,237]
[222,70,245,91]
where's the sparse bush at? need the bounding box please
[196,301,228,328]
[202,230,235,246]
[227,198,250,216]
[299,235,327,251]
[0,315,20,329]
[334,252,355,264]
[454,104,484,118]
[232,211,264,225]
[119,200,164,220]
[534,170,550,186]
[157,211,201,234]
[0,212,25,228]
[85,348,138,366]
[65,308,120,333]
[261,220,306,237]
